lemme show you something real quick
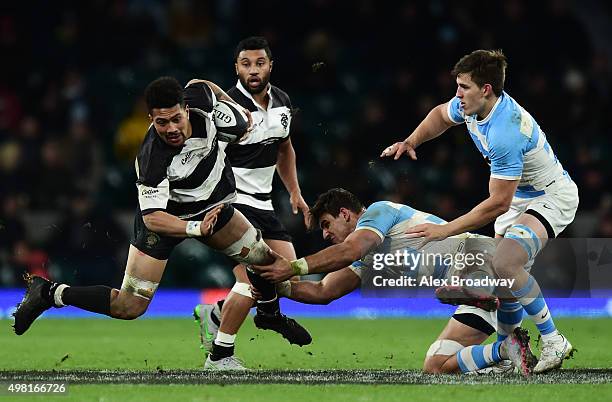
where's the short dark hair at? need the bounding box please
[309,188,364,230]
[144,76,184,112]
[234,36,273,61]
[451,50,507,96]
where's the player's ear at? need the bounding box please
[339,207,350,222]
[148,114,153,122]
[269,60,273,72]
[483,83,492,96]
[235,63,239,76]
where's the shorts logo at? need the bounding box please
[145,232,160,248]
[542,204,553,210]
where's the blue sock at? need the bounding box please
[496,301,523,342]
[511,275,557,336]
[456,342,503,373]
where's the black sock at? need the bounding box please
[61,286,112,316]
[246,268,280,315]
[210,342,234,361]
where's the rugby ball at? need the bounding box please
[213,100,249,143]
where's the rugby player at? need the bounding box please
[193,37,312,369]
[13,76,308,370]
[254,188,537,375]
[381,50,578,373]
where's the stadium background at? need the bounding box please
[0,0,610,299]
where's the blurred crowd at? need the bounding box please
[1,0,610,287]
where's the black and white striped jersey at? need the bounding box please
[135,82,236,219]
[225,80,292,210]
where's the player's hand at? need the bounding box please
[290,191,311,228]
[405,223,450,245]
[250,285,262,300]
[252,250,294,283]
[200,204,223,236]
[243,108,254,132]
[380,140,417,160]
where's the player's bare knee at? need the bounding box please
[111,291,149,320]
[112,273,159,319]
[492,253,521,279]
[424,339,463,374]
[423,356,447,374]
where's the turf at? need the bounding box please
[1,317,611,400]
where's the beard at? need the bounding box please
[240,74,270,95]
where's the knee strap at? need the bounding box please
[504,224,542,261]
[426,339,464,357]
[231,282,253,298]
[121,274,159,300]
[222,227,270,265]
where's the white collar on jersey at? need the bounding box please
[236,80,274,111]
[476,91,505,125]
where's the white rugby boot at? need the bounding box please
[469,360,516,375]
[204,355,247,370]
[534,333,573,374]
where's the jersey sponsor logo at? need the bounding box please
[141,188,159,196]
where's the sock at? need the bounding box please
[246,268,280,315]
[61,286,113,316]
[511,275,558,337]
[216,299,225,312]
[210,331,235,361]
[496,301,523,342]
[456,342,503,373]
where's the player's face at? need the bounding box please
[150,104,190,147]
[236,49,273,95]
[318,210,354,244]
[455,73,487,117]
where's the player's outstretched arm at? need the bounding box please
[380,102,458,160]
[186,79,253,129]
[142,205,222,238]
[254,229,381,282]
[286,268,361,305]
[406,178,518,242]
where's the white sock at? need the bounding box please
[214,331,236,347]
[54,284,70,307]
[540,330,559,341]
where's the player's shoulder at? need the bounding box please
[135,127,178,186]
[488,93,533,147]
[270,85,292,108]
[362,201,409,220]
[227,86,258,112]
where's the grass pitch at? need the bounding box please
[1,317,611,401]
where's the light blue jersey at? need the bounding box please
[350,201,475,279]
[447,92,567,198]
